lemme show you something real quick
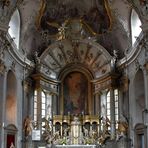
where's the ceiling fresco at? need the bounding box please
[36,0,112,35]
[1,0,146,78]
[17,0,133,60]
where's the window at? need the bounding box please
[106,91,111,121]
[101,89,119,129]
[8,9,20,49]
[42,91,46,118]
[114,89,119,122]
[34,90,37,123]
[33,90,52,131]
[46,94,52,119]
[131,9,142,45]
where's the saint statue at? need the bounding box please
[23,116,33,138]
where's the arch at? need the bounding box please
[8,9,20,49]
[58,63,94,81]
[134,123,145,148]
[4,124,17,148]
[5,124,17,131]
[84,122,91,131]
[131,9,142,45]
[5,70,17,125]
[55,122,61,134]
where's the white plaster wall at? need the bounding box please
[0,75,4,147]
[0,45,25,148]
[127,45,147,147]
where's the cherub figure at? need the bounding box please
[10,142,15,148]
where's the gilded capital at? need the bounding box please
[0,59,6,75]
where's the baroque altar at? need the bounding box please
[40,113,128,147]
[41,114,108,146]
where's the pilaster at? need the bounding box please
[110,87,116,140]
[143,63,148,148]
[1,70,7,148]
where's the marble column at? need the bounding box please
[94,93,100,115]
[96,92,101,135]
[36,87,42,135]
[110,87,116,140]
[52,94,57,115]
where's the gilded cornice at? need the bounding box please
[32,73,61,84]
[92,72,120,91]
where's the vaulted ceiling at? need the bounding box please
[1,0,146,71]
[17,0,135,60]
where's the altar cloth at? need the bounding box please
[49,145,96,148]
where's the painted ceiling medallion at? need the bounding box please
[36,0,112,40]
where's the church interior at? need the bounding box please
[0,0,148,147]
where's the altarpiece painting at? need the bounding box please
[63,72,88,115]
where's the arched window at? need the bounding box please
[8,9,20,49]
[100,89,119,129]
[34,90,37,122]
[131,9,142,45]
[114,89,119,124]
[106,91,111,121]
[33,90,52,127]
[107,89,119,128]
[41,91,46,118]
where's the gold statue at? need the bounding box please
[102,117,111,136]
[117,121,128,136]
[46,21,68,40]
[2,0,10,9]
[98,117,111,145]
[63,127,70,137]
[90,130,98,140]
[42,117,51,131]
[23,116,33,138]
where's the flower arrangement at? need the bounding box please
[60,137,67,145]
[84,137,93,145]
